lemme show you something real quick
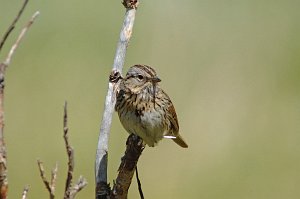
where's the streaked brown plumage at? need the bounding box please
[115,64,188,148]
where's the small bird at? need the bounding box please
[115,64,188,148]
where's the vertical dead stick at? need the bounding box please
[111,134,145,199]
[0,10,39,199]
[63,102,87,199]
[63,102,74,199]
[95,0,139,198]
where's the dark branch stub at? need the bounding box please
[111,134,145,199]
[109,70,122,83]
[122,0,139,9]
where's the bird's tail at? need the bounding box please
[166,134,188,148]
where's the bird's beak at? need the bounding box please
[152,76,161,83]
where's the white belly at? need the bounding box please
[119,108,165,147]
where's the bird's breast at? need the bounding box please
[116,91,166,146]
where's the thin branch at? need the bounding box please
[37,160,56,199]
[2,11,40,68]
[37,160,50,192]
[69,176,88,199]
[50,163,58,194]
[135,166,144,199]
[21,186,29,199]
[111,134,145,199]
[95,0,139,198]
[63,102,87,199]
[63,102,74,199]
[0,0,29,53]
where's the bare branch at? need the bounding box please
[63,101,74,199]
[50,162,58,194]
[111,134,145,199]
[0,9,39,199]
[69,176,88,199]
[95,0,139,197]
[2,11,40,68]
[37,160,56,199]
[21,186,29,199]
[63,102,87,199]
[37,160,50,192]
[122,0,139,9]
[37,103,86,199]
[0,0,29,53]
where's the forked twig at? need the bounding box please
[37,160,57,199]
[63,102,87,199]
[37,102,87,199]
[1,11,40,69]
[69,176,88,199]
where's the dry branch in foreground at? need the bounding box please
[0,2,39,197]
[37,102,87,199]
[63,102,87,199]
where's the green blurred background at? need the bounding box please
[1,0,300,198]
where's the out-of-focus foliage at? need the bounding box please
[0,0,299,198]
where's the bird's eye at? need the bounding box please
[137,75,144,80]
